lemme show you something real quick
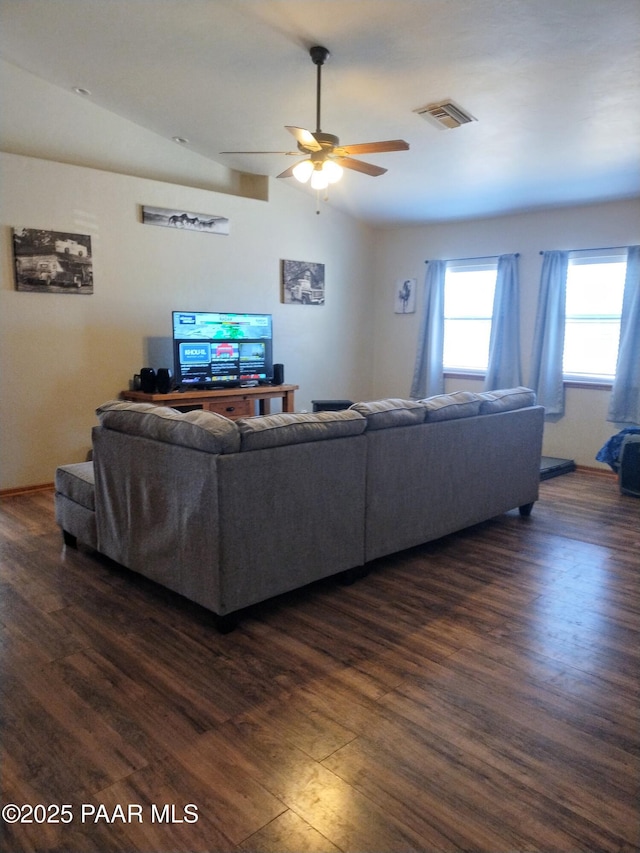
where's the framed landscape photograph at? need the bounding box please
[12,228,93,294]
[281,259,325,305]
[142,205,230,235]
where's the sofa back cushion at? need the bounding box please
[96,401,241,454]
[236,409,366,451]
[478,386,537,413]
[349,398,427,430]
[421,391,482,421]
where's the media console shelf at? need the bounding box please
[121,384,298,421]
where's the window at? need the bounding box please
[443,261,497,372]
[563,251,627,383]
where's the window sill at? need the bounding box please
[443,371,485,381]
[563,379,613,391]
[443,372,613,391]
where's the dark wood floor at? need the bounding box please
[1,471,638,853]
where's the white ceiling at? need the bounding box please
[2,0,639,225]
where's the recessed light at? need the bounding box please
[72,87,92,97]
[172,136,189,145]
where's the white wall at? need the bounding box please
[3,55,638,487]
[370,198,640,469]
[0,153,375,490]
[0,59,265,200]
[0,58,379,491]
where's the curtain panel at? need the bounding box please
[484,253,522,391]
[529,250,569,417]
[410,261,446,399]
[608,245,640,424]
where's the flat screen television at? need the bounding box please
[172,311,273,388]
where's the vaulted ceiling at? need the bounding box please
[2,0,639,225]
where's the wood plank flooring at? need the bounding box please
[1,471,638,852]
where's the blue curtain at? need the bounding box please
[410,260,446,399]
[484,254,522,391]
[529,251,569,416]
[608,245,640,424]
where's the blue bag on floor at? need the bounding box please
[596,427,640,472]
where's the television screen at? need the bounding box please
[172,311,273,388]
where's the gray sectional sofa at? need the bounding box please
[55,388,544,630]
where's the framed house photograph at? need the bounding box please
[141,205,230,235]
[12,228,93,294]
[281,259,325,305]
[394,277,416,313]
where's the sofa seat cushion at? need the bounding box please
[421,391,482,421]
[55,461,95,511]
[96,401,240,454]
[479,386,537,413]
[236,409,366,451]
[349,398,427,430]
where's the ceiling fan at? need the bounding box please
[220,45,409,190]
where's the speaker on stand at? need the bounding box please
[156,368,173,394]
[272,363,284,385]
[140,367,156,394]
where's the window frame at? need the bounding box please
[562,248,627,388]
[442,259,498,377]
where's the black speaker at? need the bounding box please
[619,436,640,497]
[140,367,156,394]
[272,363,284,385]
[156,367,173,394]
[312,399,354,412]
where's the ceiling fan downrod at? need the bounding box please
[310,45,330,133]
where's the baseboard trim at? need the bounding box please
[0,482,54,498]
[575,465,617,479]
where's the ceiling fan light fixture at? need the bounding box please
[323,160,343,184]
[310,165,329,190]
[292,159,314,183]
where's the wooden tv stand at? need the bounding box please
[121,384,298,421]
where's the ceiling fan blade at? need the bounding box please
[286,126,322,152]
[335,139,409,155]
[335,156,387,177]
[276,164,298,179]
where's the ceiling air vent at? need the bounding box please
[413,100,477,129]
